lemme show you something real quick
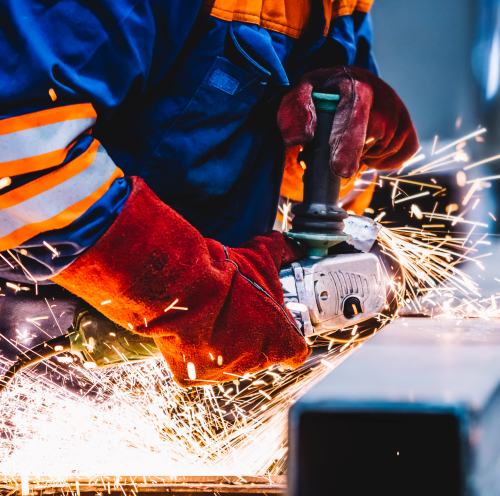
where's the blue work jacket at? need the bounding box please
[0,0,376,282]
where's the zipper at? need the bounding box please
[223,247,303,337]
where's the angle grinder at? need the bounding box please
[0,93,389,390]
[281,92,387,337]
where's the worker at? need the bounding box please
[0,1,418,386]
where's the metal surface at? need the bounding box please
[289,317,500,496]
[1,476,285,495]
[281,252,386,337]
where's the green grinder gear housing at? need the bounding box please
[69,309,161,367]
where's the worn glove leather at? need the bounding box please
[277,66,419,178]
[53,177,309,386]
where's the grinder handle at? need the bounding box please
[301,92,342,208]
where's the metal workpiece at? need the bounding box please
[1,476,285,495]
[281,252,387,337]
[288,318,500,496]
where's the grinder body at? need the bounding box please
[282,92,387,337]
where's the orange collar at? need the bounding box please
[207,0,374,40]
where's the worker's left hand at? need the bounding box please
[277,66,419,178]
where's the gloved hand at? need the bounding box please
[277,66,419,178]
[53,177,309,386]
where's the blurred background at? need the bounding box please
[372,0,499,151]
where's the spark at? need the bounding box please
[431,135,439,155]
[42,241,60,259]
[462,182,480,206]
[456,171,467,187]
[433,127,486,155]
[394,191,430,204]
[48,88,58,102]
[0,177,12,190]
[279,200,292,232]
[0,344,357,489]
[383,176,442,190]
[0,252,15,269]
[463,153,500,171]
[187,362,197,381]
[466,174,500,184]
[25,316,49,323]
[164,298,189,313]
[5,282,29,293]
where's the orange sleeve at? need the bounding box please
[280,146,376,216]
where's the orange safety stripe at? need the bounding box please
[1,143,78,178]
[0,139,99,209]
[207,0,312,39]
[0,103,96,135]
[0,167,123,252]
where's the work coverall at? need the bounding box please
[0,1,411,385]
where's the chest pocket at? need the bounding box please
[152,46,274,198]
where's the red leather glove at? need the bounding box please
[53,177,309,387]
[277,66,419,178]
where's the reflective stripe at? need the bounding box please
[0,142,123,250]
[0,103,97,176]
[1,148,76,177]
[0,139,100,209]
[0,104,96,135]
[0,117,95,175]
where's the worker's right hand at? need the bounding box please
[53,177,309,387]
[277,66,419,178]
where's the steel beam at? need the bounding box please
[289,318,500,496]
